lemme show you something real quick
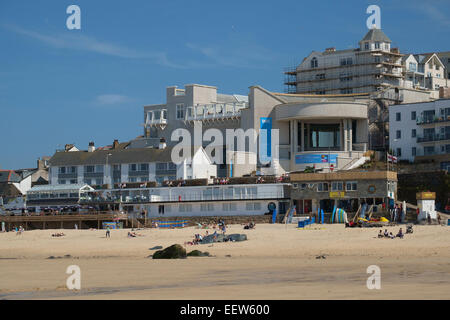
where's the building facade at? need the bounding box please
[48,143,217,187]
[290,170,397,215]
[284,28,403,95]
[389,98,450,169]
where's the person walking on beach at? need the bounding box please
[106,226,111,238]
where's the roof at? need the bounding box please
[360,29,391,43]
[0,183,22,197]
[49,146,203,167]
[27,184,94,193]
[0,170,21,183]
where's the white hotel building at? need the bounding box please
[389,98,450,170]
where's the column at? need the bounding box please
[301,121,305,152]
[293,120,298,153]
[343,119,348,152]
[290,120,294,165]
[348,119,353,152]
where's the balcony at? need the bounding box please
[145,109,168,129]
[417,132,450,143]
[185,102,247,124]
[416,115,450,125]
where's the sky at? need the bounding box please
[0,0,449,169]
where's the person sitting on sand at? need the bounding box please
[389,232,395,239]
[378,230,384,238]
[384,229,389,238]
[396,228,404,239]
[128,231,136,238]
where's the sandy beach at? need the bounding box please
[0,223,449,299]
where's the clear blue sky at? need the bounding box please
[0,0,449,169]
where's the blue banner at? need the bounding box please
[260,117,272,162]
[295,154,337,164]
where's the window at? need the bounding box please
[331,182,343,191]
[315,90,326,95]
[340,57,353,66]
[396,112,401,121]
[315,73,325,80]
[179,204,192,212]
[201,203,214,211]
[375,42,380,49]
[396,148,402,157]
[176,104,185,119]
[412,147,416,156]
[113,164,121,172]
[95,165,104,173]
[340,89,353,94]
[129,164,137,172]
[424,146,434,155]
[84,179,92,185]
[246,202,261,211]
[411,111,416,120]
[85,165,95,173]
[156,163,167,170]
[58,167,66,174]
[412,129,416,138]
[310,57,318,68]
[168,162,177,170]
[409,62,417,72]
[375,56,380,63]
[128,177,137,183]
[345,181,357,191]
[70,179,77,184]
[317,182,329,192]
[396,130,401,139]
[58,179,66,185]
[364,42,369,50]
[139,163,149,171]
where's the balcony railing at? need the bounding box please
[416,115,450,125]
[185,102,247,122]
[145,109,168,127]
[417,133,450,143]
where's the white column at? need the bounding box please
[149,163,156,182]
[301,121,305,152]
[294,120,298,153]
[348,119,353,152]
[121,164,128,183]
[343,120,348,152]
[290,120,294,164]
[77,166,84,184]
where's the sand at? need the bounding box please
[0,223,449,299]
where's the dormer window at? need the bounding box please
[364,42,369,50]
[311,57,318,68]
[375,42,380,49]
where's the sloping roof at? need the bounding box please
[360,29,391,43]
[0,170,21,183]
[49,146,202,166]
[0,183,22,197]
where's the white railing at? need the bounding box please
[145,109,168,127]
[185,102,247,122]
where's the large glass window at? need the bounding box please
[310,124,340,148]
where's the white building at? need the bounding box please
[284,28,403,95]
[402,53,448,91]
[81,183,289,217]
[48,142,217,186]
[389,98,450,169]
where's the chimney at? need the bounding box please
[325,47,336,53]
[88,141,95,152]
[159,137,167,149]
[113,139,119,149]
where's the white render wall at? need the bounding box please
[389,99,450,162]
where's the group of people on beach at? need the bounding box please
[52,232,65,237]
[377,227,409,239]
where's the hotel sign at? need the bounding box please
[329,191,345,198]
